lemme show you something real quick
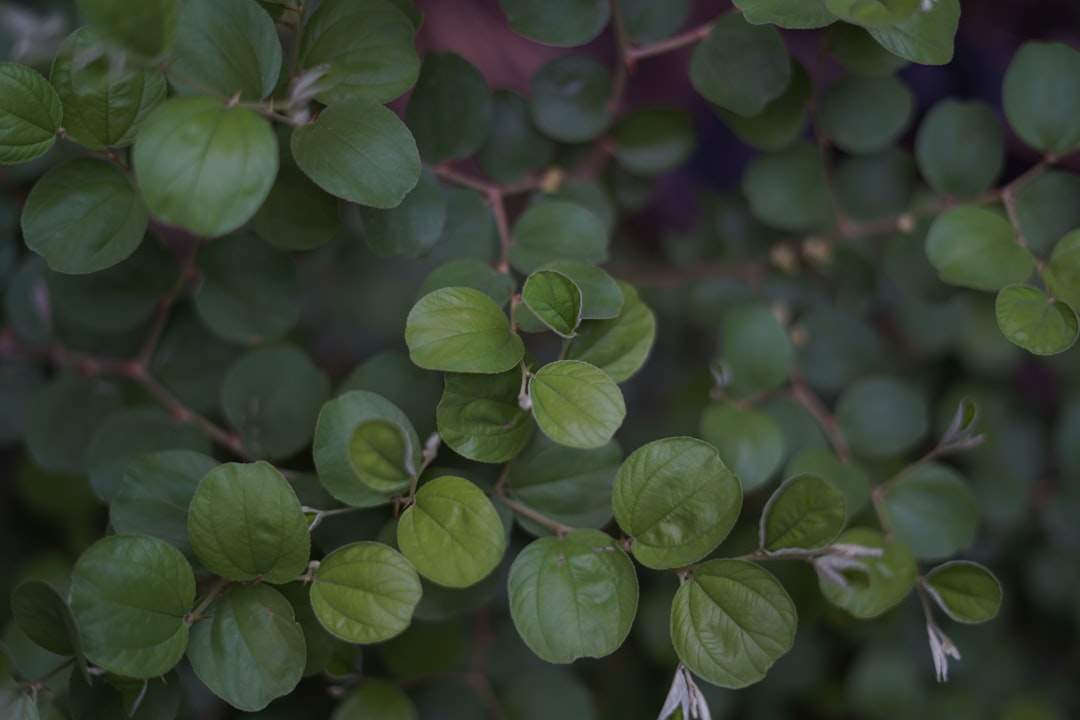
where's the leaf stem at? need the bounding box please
[495,490,573,536]
[186,576,231,625]
[790,368,851,463]
[17,657,76,690]
[625,17,718,62]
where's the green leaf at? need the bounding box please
[1015,171,1080,256]
[507,433,621,534]
[188,461,311,583]
[825,23,908,75]
[437,368,533,464]
[418,260,516,307]
[620,0,691,43]
[522,270,582,337]
[50,26,167,150]
[720,303,793,396]
[529,56,613,143]
[291,99,421,209]
[564,281,656,382]
[699,403,784,491]
[398,476,506,588]
[299,0,419,105]
[340,352,443,439]
[361,168,447,258]
[314,391,422,507]
[717,59,811,152]
[923,561,1002,624]
[406,286,524,373]
[671,559,796,688]
[734,0,834,28]
[21,159,148,275]
[170,0,282,100]
[68,670,182,720]
[817,527,916,618]
[836,376,926,458]
[0,687,38,720]
[509,201,608,274]
[883,463,976,560]
[689,14,790,117]
[70,535,194,678]
[0,63,62,164]
[251,168,341,251]
[25,374,126,475]
[1003,41,1080,154]
[310,542,422,643]
[0,363,43,445]
[995,284,1079,356]
[407,53,492,163]
[534,178,617,231]
[867,0,959,65]
[195,233,300,344]
[785,447,870,520]
[499,0,609,46]
[508,529,637,663]
[836,149,915,222]
[924,207,1033,291]
[223,344,330,460]
[538,260,622,319]
[134,98,277,236]
[187,585,305,712]
[476,90,554,183]
[760,474,846,552]
[915,100,1003,197]
[742,142,832,232]
[110,450,219,559]
[820,74,913,154]
[529,360,625,449]
[427,186,498,264]
[75,0,178,57]
[613,437,741,569]
[348,420,414,492]
[331,681,417,720]
[499,671,593,720]
[11,581,83,658]
[825,0,918,28]
[611,107,695,176]
[1047,229,1080,310]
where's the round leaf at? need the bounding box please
[867,0,959,65]
[188,461,311,583]
[476,89,554,184]
[760,474,846,552]
[836,376,926,458]
[610,106,695,176]
[825,0,918,28]
[529,56,612,143]
[22,158,148,274]
[621,0,692,41]
[406,53,492,163]
[499,0,609,46]
[437,368,533,463]
[405,286,524,374]
[340,352,444,439]
[0,62,62,164]
[1003,41,1080,154]
[825,23,908,75]
[720,303,793,396]
[995,284,1078,355]
[397,476,506,588]
[11,581,83,658]
[187,585,305,712]
[613,437,742,569]
[509,201,608,274]
[522,270,581,337]
[25,374,127,475]
[539,260,622,320]
[1047,229,1080,311]
[718,58,811,152]
[923,561,1002,624]
[0,687,39,720]
[784,447,870,520]
[134,98,277,237]
[529,360,625,449]
[331,681,417,720]
[348,419,414,492]
[924,207,1033,291]
[70,535,194,678]
[671,559,796,688]
[291,99,420,209]
[418,260,516,307]
[310,542,422,643]
[820,74,913,154]
[817,527,916,618]
[699,403,784,492]
[75,0,178,58]
[508,529,638,663]
[689,14,790,117]
[734,0,834,28]
[67,669,182,720]
[251,168,341,251]
[564,281,656,382]
[742,142,832,232]
[361,167,447,258]
[1014,171,1080,256]
[915,100,1003,197]
[883,463,976,560]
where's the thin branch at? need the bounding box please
[608,0,632,110]
[626,18,718,62]
[790,368,851,463]
[136,237,200,367]
[185,577,231,624]
[17,657,76,690]
[496,490,573,536]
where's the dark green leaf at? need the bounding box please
[348,419,414,492]
[611,107,695,176]
[700,403,784,491]
[915,100,1003,197]
[820,74,913,154]
[620,0,691,42]
[825,22,908,74]
[1015,171,1080,256]
[499,0,609,46]
[499,671,593,720]
[795,307,885,394]
[784,447,870,520]
[538,260,622,320]
[867,0,959,65]
[0,363,44,444]
[533,178,616,231]
[734,0,834,28]
[407,53,492,163]
[509,201,608,274]
[361,168,447,258]
[251,168,341,251]
[924,207,1033,291]
[923,561,1002,624]
[477,91,554,183]
[883,463,976,560]
[437,368,533,463]
[742,142,832,232]
[427,186,498,264]
[75,0,178,57]
[717,59,811,152]
[836,375,926,458]
[825,0,918,28]
[529,56,612,143]
[0,687,37,720]
[406,286,523,373]
[564,281,655,382]
[529,360,625,449]
[25,374,126,474]
[817,527,916,618]
[995,284,1079,355]
[760,474,845,551]
[152,304,239,416]
[67,669,182,720]
[835,148,915,221]
[418,260,515,307]
[689,14,789,117]
[331,681,417,720]
[1047,229,1080,311]
[340,352,443,439]
[720,303,792,396]
[11,581,83,658]
[522,270,581,337]
[1002,41,1080,154]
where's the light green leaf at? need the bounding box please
[188,461,311,583]
[924,207,1033,291]
[529,360,625,449]
[0,687,38,720]
[0,63,62,164]
[718,59,811,152]
[539,260,622,319]
[437,368,533,464]
[407,53,492,163]
[883,463,976,560]
[836,376,926,458]
[915,100,1003,197]
[867,0,959,65]
[508,529,637,663]
[820,74,913,154]
[170,0,282,100]
[314,391,422,507]
[223,344,330,460]
[187,585,305,712]
[785,447,870,520]
[818,527,916,618]
[361,168,446,258]
[310,542,422,643]
[760,474,846,551]
[742,142,832,232]
[11,581,83,659]
[340,352,443,440]
[348,419,414,492]
[251,167,341,251]
[720,303,793,396]
[70,535,194,678]
[689,14,789,117]
[21,159,147,274]
[825,0,918,28]
[418,260,516,307]
[499,0,609,46]
[25,374,127,475]
[509,201,608,274]
[75,0,178,57]
[613,437,741,569]
[611,107,695,176]
[923,561,1002,624]
[522,270,581,337]
[671,559,796,688]
[529,56,613,143]
[564,281,656,382]
[398,476,506,588]
[299,0,419,105]
[995,284,1079,355]
[291,99,420,209]
[406,286,524,373]
[331,681,417,720]
[476,89,554,183]
[1047,229,1080,310]
[134,98,277,237]
[1003,41,1080,154]
[50,26,167,150]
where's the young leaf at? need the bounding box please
[348,420,414,492]
[671,559,796,688]
[733,0,834,29]
[508,529,637,663]
[924,207,1033,291]
[613,437,742,569]
[915,100,1004,198]
[867,0,960,65]
[995,284,1079,355]
[397,476,506,588]
[75,0,179,58]
[529,360,625,449]
[529,56,613,143]
[0,63,62,164]
[923,561,1003,624]
[836,376,926,458]
[407,53,493,163]
[405,286,524,373]
[522,270,582,337]
[882,463,977,560]
[699,403,784,491]
[437,368,533,463]
[690,14,789,117]
[817,528,916,618]
[499,0,610,47]
[1002,41,1080,154]
[509,201,608,274]
[760,474,846,552]
[564,281,656,382]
